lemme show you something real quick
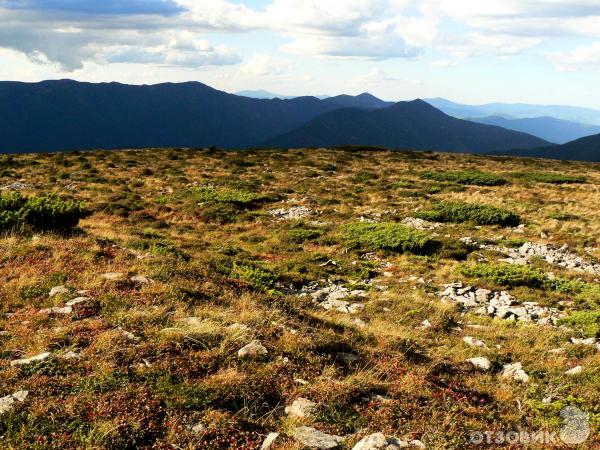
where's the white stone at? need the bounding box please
[565,366,583,376]
[131,275,153,284]
[0,390,28,415]
[260,432,282,450]
[65,297,90,307]
[294,426,344,449]
[467,357,492,372]
[11,352,51,367]
[502,363,530,383]
[463,336,486,348]
[285,398,317,418]
[101,272,125,281]
[39,306,73,315]
[49,286,69,297]
[238,340,268,358]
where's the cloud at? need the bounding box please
[2,0,184,16]
[548,43,600,72]
[240,53,294,77]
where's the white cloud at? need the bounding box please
[548,43,600,72]
[240,53,294,77]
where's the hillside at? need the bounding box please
[323,93,394,110]
[499,132,600,162]
[265,100,551,153]
[0,148,599,448]
[427,98,600,126]
[471,115,600,144]
[0,80,341,153]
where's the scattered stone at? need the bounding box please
[467,357,492,372]
[437,282,562,325]
[502,363,530,383]
[0,390,29,415]
[122,330,140,343]
[11,352,51,367]
[65,297,91,307]
[320,299,365,314]
[62,350,83,360]
[401,217,442,231]
[421,319,432,329]
[49,286,69,297]
[307,284,368,314]
[293,426,344,449]
[0,182,31,191]
[285,398,317,418]
[463,336,487,348]
[548,348,567,355]
[130,275,153,284]
[463,239,600,276]
[190,423,205,434]
[0,331,9,337]
[352,433,424,450]
[260,432,282,450]
[571,337,600,350]
[101,272,125,281]
[238,340,268,359]
[565,366,583,376]
[39,306,73,315]
[269,206,312,220]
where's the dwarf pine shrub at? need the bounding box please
[419,170,507,186]
[511,172,586,184]
[342,222,432,254]
[560,311,600,338]
[0,192,88,232]
[415,201,520,226]
[190,187,264,205]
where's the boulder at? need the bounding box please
[294,426,344,449]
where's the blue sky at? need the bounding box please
[2,0,600,108]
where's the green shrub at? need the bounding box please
[415,201,520,226]
[460,263,548,288]
[560,311,600,338]
[286,227,324,244]
[0,192,89,232]
[460,263,589,293]
[511,172,586,184]
[231,262,277,290]
[419,170,507,186]
[342,222,433,254]
[190,187,264,205]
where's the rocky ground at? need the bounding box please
[0,148,599,449]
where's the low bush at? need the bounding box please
[0,192,88,232]
[560,311,600,338]
[190,186,265,206]
[419,170,507,186]
[231,262,278,290]
[415,201,520,226]
[286,227,325,244]
[342,222,433,254]
[510,172,586,184]
[460,263,590,293]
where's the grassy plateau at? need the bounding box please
[0,148,599,449]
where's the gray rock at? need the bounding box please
[39,306,73,315]
[238,340,268,359]
[285,398,317,418]
[502,363,530,383]
[294,426,344,449]
[467,357,492,372]
[101,272,125,281]
[261,432,282,450]
[65,297,91,307]
[49,286,69,297]
[565,366,583,376]
[463,336,486,348]
[11,352,51,367]
[0,390,28,415]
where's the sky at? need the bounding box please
[2,0,600,108]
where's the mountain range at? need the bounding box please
[0,79,548,155]
[0,79,598,162]
[493,133,600,161]
[469,115,600,145]
[265,100,549,153]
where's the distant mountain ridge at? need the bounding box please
[265,100,550,153]
[0,80,341,153]
[495,133,600,162]
[470,115,600,144]
[427,98,600,126]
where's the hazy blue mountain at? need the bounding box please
[471,115,600,144]
[323,93,394,109]
[235,89,296,100]
[496,133,600,162]
[265,100,551,153]
[427,98,600,126]
[0,80,342,153]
